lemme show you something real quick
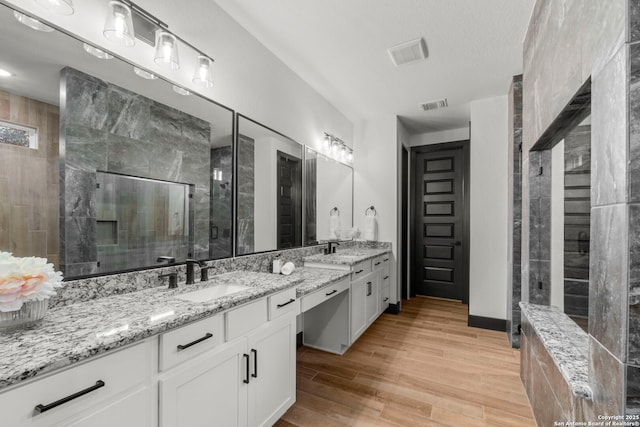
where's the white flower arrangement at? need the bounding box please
[0,252,63,312]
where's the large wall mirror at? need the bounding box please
[236,115,303,255]
[0,3,234,278]
[305,148,353,245]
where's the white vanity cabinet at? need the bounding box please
[0,341,156,427]
[350,269,379,343]
[159,291,297,427]
[373,254,391,314]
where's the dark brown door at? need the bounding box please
[277,151,301,249]
[414,148,464,300]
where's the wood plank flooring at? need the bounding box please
[275,296,536,427]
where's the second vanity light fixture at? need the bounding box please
[101,0,215,87]
[322,132,354,164]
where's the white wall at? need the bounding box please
[354,116,399,303]
[550,140,565,310]
[409,127,470,147]
[6,0,353,149]
[469,96,509,319]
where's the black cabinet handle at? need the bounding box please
[251,349,258,378]
[277,298,295,308]
[34,380,105,414]
[243,354,250,384]
[384,276,389,280]
[366,282,372,296]
[177,333,213,351]
[374,262,381,266]
[325,289,338,296]
[355,269,364,274]
[384,297,389,302]
[383,258,389,262]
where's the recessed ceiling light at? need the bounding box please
[13,11,54,32]
[83,43,114,60]
[133,67,156,80]
[172,85,190,96]
[0,69,12,78]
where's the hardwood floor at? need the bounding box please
[275,296,536,427]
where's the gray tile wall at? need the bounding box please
[508,75,523,348]
[521,0,630,421]
[61,68,230,277]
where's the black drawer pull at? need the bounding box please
[325,289,338,296]
[355,269,364,274]
[177,333,213,351]
[384,276,389,280]
[251,348,258,378]
[384,297,389,302]
[374,262,381,266]
[277,298,296,308]
[243,353,250,384]
[383,258,389,262]
[34,380,105,414]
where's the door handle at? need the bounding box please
[243,354,250,384]
[366,281,372,296]
[453,241,461,246]
[251,348,258,378]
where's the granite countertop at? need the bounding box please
[303,248,390,266]
[520,302,593,400]
[0,266,359,391]
[290,267,351,297]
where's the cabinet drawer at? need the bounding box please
[351,260,372,279]
[226,298,268,341]
[301,278,349,312]
[159,314,224,371]
[268,287,299,320]
[0,342,149,427]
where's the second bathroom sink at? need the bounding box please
[176,284,252,303]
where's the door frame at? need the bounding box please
[410,140,470,304]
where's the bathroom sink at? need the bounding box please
[176,284,252,303]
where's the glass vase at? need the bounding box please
[0,299,49,331]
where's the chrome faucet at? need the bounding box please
[324,241,340,255]
[185,259,206,284]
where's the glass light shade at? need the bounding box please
[155,31,179,70]
[347,151,353,163]
[133,67,156,80]
[83,43,114,60]
[0,69,12,78]
[103,1,135,47]
[193,56,214,87]
[172,85,190,96]
[33,0,74,15]
[14,11,54,32]
[322,135,330,150]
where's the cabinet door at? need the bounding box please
[63,387,151,427]
[160,339,248,427]
[247,313,296,427]
[350,278,367,342]
[365,277,379,325]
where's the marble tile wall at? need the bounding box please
[61,68,218,277]
[0,90,60,267]
[236,134,255,254]
[507,75,523,348]
[520,0,629,421]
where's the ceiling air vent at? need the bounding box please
[420,98,448,111]
[388,38,428,67]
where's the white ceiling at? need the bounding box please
[213,0,535,135]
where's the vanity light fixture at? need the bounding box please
[155,31,179,69]
[33,0,74,15]
[103,1,135,47]
[172,85,190,96]
[0,69,12,78]
[83,43,114,60]
[322,132,353,164]
[133,66,156,79]
[13,11,54,32]
[193,55,214,87]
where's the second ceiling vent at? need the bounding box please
[388,37,428,67]
[420,98,448,111]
